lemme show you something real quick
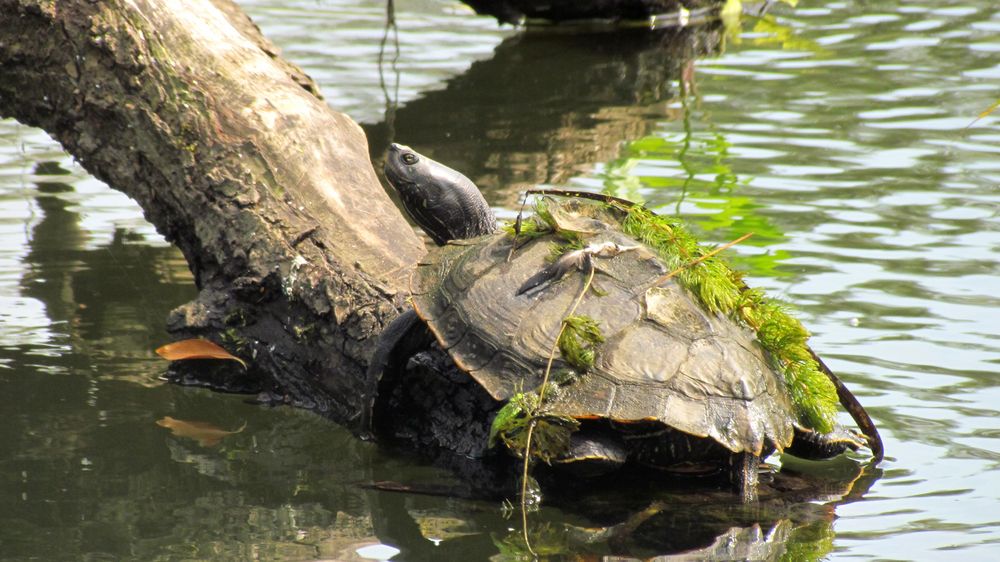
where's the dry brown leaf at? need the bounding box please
[155,338,246,369]
[156,416,247,447]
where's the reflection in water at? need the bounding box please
[377,0,401,147]
[0,151,876,559]
[365,22,726,208]
[603,129,798,279]
[16,168,195,384]
[366,454,880,560]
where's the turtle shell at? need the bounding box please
[410,203,795,457]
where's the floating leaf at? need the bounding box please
[155,338,247,369]
[156,416,247,447]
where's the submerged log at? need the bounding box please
[0,0,424,426]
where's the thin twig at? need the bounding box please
[656,232,753,284]
[520,420,536,556]
[519,262,596,555]
[964,99,999,130]
[523,188,640,209]
[538,263,594,404]
[507,190,532,262]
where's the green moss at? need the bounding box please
[291,323,314,340]
[220,328,248,354]
[558,315,604,371]
[504,197,583,248]
[488,391,538,448]
[617,204,838,432]
[224,308,250,328]
[504,197,554,239]
[780,520,835,562]
[502,215,551,241]
[488,315,603,462]
[547,239,585,263]
[488,391,580,463]
[493,521,568,558]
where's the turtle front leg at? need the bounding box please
[730,452,760,503]
[360,309,429,438]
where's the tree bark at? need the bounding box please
[0,0,425,427]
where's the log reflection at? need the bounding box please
[365,22,726,208]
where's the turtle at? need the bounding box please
[364,143,882,502]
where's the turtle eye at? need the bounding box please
[401,152,419,165]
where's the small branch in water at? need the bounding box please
[964,99,999,130]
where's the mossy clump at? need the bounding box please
[558,315,604,371]
[503,197,556,241]
[618,204,839,432]
[488,390,580,463]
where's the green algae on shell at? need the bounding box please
[518,197,840,433]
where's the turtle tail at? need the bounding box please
[809,349,884,464]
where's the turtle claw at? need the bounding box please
[731,452,760,503]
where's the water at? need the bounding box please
[1,0,998,559]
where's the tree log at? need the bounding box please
[0,0,425,427]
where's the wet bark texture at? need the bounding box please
[0,0,425,427]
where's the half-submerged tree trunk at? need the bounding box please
[0,0,425,427]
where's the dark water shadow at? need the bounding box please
[10,162,195,378]
[364,21,727,209]
[362,451,881,560]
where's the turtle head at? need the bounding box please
[384,143,497,246]
[384,143,429,189]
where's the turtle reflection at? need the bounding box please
[366,455,879,560]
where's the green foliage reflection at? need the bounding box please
[601,131,793,279]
